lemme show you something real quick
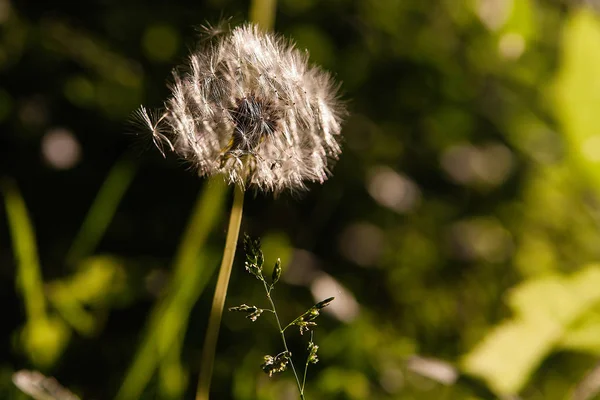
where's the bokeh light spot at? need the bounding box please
[581,135,600,162]
[311,273,359,322]
[477,0,512,31]
[367,166,421,213]
[338,222,384,267]
[441,142,513,186]
[498,32,525,59]
[407,356,458,385]
[449,217,513,262]
[41,128,81,170]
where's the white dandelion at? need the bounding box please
[138,23,345,193]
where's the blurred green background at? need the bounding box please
[4,0,600,399]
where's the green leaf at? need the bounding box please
[462,265,600,395]
[1,179,47,323]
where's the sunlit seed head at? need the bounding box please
[135,23,346,193]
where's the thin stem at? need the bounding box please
[196,184,245,400]
[283,321,295,332]
[301,331,314,393]
[261,279,305,400]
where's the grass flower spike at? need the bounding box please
[141,23,345,193]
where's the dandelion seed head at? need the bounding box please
[140,23,345,193]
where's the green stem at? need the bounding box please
[249,0,277,31]
[196,184,245,400]
[262,279,305,400]
[301,331,313,393]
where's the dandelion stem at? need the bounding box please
[249,0,277,31]
[261,279,305,400]
[196,184,245,400]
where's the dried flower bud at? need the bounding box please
[138,23,345,193]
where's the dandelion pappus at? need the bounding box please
[134,23,345,193]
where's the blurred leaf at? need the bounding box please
[66,156,137,266]
[116,178,227,400]
[570,361,600,400]
[66,256,127,304]
[503,0,534,39]
[20,317,70,369]
[47,255,129,335]
[157,349,187,400]
[559,308,600,355]
[317,367,370,399]
[2,179,46,322]
[2,180,70,367]
[462,265,600,395]
[553,9,600,194]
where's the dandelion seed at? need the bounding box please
[130,106,173,157]
[138,23,345,193]
[197,18,232,42]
